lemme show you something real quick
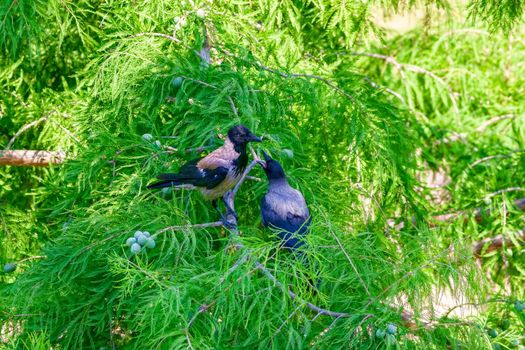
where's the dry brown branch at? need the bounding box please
[0,150,66,166]
[432,197,525,224]
[473,229,525,257]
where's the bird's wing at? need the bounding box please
[197,146,237,170]
[156,157,229,189]
[261,191,310,233]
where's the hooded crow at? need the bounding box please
[259,151,311,251]
[148,125,262,222]
[259,151,319,290]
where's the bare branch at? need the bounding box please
[0,150,66,166]
[475,114,515,133]
[129,32,182,43]
[219,49,357,104]
[6,111,56,149]
[351,51,459,114]
[473,229,525,257]
[327,223,371,298]
[156,221,223,235]
[470,150,524,168]
[484,187,525,200]
[227,96,238,117]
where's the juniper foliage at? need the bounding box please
[1,1,524,349]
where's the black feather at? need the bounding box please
[147,159,229,189]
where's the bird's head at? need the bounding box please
[259,150,286,181]
[227,125,262,148]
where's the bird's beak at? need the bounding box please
[247,133,263,143]
[262,150,271,161]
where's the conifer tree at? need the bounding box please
[1,1,524,349]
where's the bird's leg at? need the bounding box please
[212,199,236,229]
[221,196,238,220]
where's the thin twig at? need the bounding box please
[484,187,525,200]
[470,150,524,168]
[473,229,525,257]
[475,114,515,133]
[272,302,305,338]
[156,221,223,235]
[227,96,238,117]
[442,298,508,319]
[351,51,459,114]
[129,32,182,43]
[219,49,357,104]
[6,111,56,149]
[326,221,371,298]
[362,245,453,311]
[16,255,46,264]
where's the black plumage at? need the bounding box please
[148,125,262,221]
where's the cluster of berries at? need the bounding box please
[126,231,156,254]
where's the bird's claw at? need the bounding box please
[227,209,239,220]
[221,218,237,230]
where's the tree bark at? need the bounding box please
[0,150,66,166]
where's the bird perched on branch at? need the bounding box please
[259,151,318,289]
[147,125,262,224]
[259,151,311,250]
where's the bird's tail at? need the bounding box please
[147,173,187,189]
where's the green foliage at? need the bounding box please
[1,0,525,349]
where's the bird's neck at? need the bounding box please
[224,137,247,154]
[268,177,289,189]
[223,138,248,174]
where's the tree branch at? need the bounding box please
[220,158,351,319]
[6,110,56,149]
[473,229,525,257]
[0,150,66,166]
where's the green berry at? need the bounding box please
[171,76,184,88]
[126,237,137,246]
[511,339,520,347]
[145,238,156,249]
[3,263,17,273]
[142,133,153,141]
[281,149,294,159]
[501,319,510,330]
[515,301,525,312]
[375,329,385,338]
[492,344,501,350]
[386,323,397,335]
[488,329,498,338]
[130,243,141,254]
[137,235,148,246]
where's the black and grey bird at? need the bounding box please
[259,151,311,251]
[147,125,262,222]
[259,151,319,289]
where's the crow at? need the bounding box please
[258,151,319,289]
[259,150,311,250]
[147,125,262,224]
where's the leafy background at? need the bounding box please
[1,0,524,349]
